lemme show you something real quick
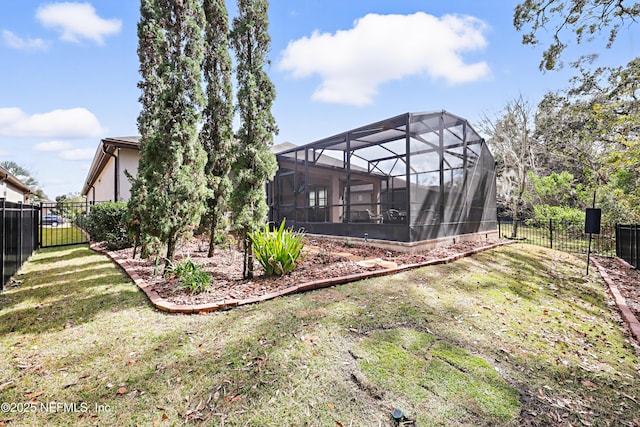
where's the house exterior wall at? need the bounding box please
[2,182,27,203]
[119,148,139,201]
[93,156,116,202]
[91,147,139,202]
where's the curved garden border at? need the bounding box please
[91,240,640,343]
[91,240,514,313]
[592,257,640,342]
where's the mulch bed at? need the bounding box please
[106,236,505,306]
[104,236,640,338]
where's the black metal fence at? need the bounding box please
[616,224,639,269]
[497,218,617,257]
[39,202,90,248]
[1,199,39,290]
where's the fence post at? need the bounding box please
[549,219,553,249]
[39,202,43,248]
[1,198,5,291]
[18,202,23,268]
[33,205,38,251]
[631,224,640,270]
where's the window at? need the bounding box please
[308,186,328,207]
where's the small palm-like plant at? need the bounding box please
[165,257,211,294]
[249,220,307,276]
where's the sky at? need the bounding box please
[1,1,639,199]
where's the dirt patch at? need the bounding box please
[105,236,505,306]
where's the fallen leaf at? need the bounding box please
[336,422,343,427]
[162,413,169,420]
[24,391,44,399]
[581,380,598,390]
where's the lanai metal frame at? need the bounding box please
[268,111,497,243]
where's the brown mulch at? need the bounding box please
[593,255,640,320]
[107,236,505,306]
[106,236,640,328]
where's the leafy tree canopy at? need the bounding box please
[535,58,640,221]
[514,0,640,70]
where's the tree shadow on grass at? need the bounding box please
[0,246,148,335]
[26,245,94,264]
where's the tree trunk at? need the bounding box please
[511,212,519,238]
[242,236,248,279]
[247,237,254,279]
[511,174,527,239]
[166,235,176,262]
[207,216,216,258]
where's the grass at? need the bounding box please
[39,225,87,247]
[0,243,638,426]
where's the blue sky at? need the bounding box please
[1,1,638,199]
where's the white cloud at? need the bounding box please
[2,30,49,51]
[58,148,94,161]
[279,12,491,106]
[0,107,106,138]
[33,140,73,151]
[36,2,122,45]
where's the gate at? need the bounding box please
[39,202,91,248]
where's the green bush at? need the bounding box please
[249,220,307,276]
[165,257,211,293]
[85,202,132,250]
[531,204,585,224]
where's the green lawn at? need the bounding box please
[39,225,88,247]
[0,244,638,426]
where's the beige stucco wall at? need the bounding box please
[2,182,27,203]
[92,148,139,202]
[119,148,139,201]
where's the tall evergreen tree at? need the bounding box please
[201,0,234,258]
[230,0,278,278]
[131,0,209,261]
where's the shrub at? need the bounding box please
[165,257,211,293]
[249,220,306,276]
[85,202,132,250]
[531,204,585,224]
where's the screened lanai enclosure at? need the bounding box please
[268,111,497,243]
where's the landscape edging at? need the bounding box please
[91,240,515,314]
[592,257,640,343]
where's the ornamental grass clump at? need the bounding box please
[165,257,211,294]
[249,220,307,276]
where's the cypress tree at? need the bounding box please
[230,0,278,278]
[201,0,234,258]
[132,0,208,261]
